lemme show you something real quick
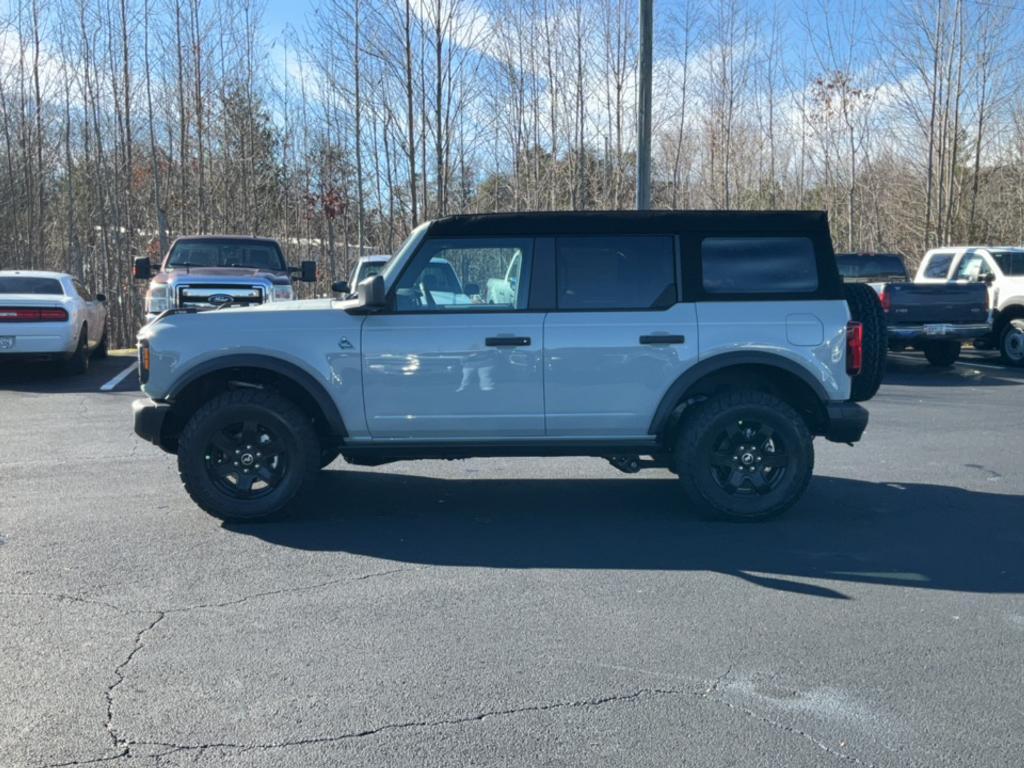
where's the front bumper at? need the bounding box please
[888,323,991,343]
[133,397,172,450]
[823,402,869,443]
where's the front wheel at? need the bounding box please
[674,391,814,522]
[999,319,1024,367]
[922,340,960,367]
[177,389,319,521]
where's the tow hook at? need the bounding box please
[608,455,642,474]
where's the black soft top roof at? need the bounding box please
[427,209,830,237]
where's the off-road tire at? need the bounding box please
[844,283,887,401]
[177,389,319,521]
[63,325,90,375]
[674,390,814,522]
[998,318,1024,367]
[922,340,960,367]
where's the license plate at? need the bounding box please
[923,324,950,336]
[0,336,13,350]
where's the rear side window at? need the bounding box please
[0,277,64,295]
[923,253,954,279]
[556,236,676,310]
[701,237,818,294]
[991,251,1024,276]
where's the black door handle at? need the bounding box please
[640,334,685,345]
[485,336,531,347]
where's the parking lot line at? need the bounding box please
[100,361,138,391]
[956,361,1011,372]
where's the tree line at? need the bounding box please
[1,0,1021,346]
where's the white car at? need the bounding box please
[0,270,108,374]
[915,247,1024,365]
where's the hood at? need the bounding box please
[153,267,291,285]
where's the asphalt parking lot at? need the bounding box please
[1,351,1022,768]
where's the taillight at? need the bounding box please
[0,307,69,322]
[846,321,863,376]
[879,287,890,312]
[138,341,150,384]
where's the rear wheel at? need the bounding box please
[94,326,108,359]
[177,389,319,521]
[63,325,89,375]
[674,390,814,522]
[922,340,960,367]
[999,319,1024,367]
[844,283,886,401]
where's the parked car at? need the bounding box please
[133,235,317,323]
[349,254,392,286]
[133,210,879,523]
[0,270,108,374]
[836,252,990,367]
[915,246,1024,366]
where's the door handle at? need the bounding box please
[485,336,531,347]
[640,334,685,345]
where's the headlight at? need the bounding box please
[272,285,294,301]
[145,284,169,314]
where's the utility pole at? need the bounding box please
[636,0,653,210]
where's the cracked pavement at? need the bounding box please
[2,354,1024,767]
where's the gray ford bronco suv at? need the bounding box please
[133,211,880,522]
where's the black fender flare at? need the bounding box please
[167,354,347,437]
[648,351,830,435]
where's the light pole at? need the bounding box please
[636,0,653,210]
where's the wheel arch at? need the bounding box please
[160,355,346,451]
[649,353,830,441]
[995,301,1024,331]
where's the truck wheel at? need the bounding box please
[999,319,1024,367]
[674,390,814,522]
[844,283,886,401]
[63,326,90,376]
[177,389,319,521]
[922,340,960,367]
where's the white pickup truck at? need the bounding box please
[915,247,1024,366]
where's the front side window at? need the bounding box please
[556,236,676,310]
[954,253,992,280]
[702,237,818,294]
[393,239,532,311]
[923,253,954,279]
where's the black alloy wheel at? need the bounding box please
[204,419,288,499]
[707,419,789,496]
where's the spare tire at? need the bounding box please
[844,283,887,402]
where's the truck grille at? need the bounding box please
[176,284,264,310]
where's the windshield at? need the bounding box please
[0,276,64,295]
[381,222,431,286]
[167,239,286,271]
[354,262,386,284]
[836,254,907,279]
[991,250,1024,276]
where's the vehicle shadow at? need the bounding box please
[0,355,137,394]
[883,354,1023,387]
[227,472,1024,599]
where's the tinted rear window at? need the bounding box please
[836,254,906,279]
[556,236,676,310]
[0,277,64,295]
[991,251,1024,276]
[923,253,954,279]
[701,237,818,294]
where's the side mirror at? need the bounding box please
[133,257,152,281]
[356,274,386,310]
[299,260,317,283]
[982,273,995,286]
[95,293,107,303]
[331,280,350,294]
[464,283,480,296]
